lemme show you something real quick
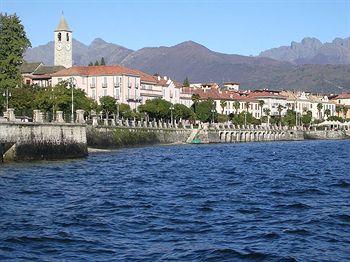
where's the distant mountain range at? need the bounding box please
[259,37,350,65]
[24,37,350,93]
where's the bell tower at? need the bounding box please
[54,14,72,68]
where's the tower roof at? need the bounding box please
[55,14,71,32]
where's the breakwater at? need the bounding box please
[0,122,87,161]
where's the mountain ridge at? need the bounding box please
[24,37,350,93]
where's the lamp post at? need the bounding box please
[2,87,11,110]
[170,105,174,125]
[69,77,76,123]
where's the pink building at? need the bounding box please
[52,65,165,109]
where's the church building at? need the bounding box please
[54,14,73,68]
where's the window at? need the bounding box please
[58,78,62,82]
[92,89,96,100]
[58,33,61,41]
[102,76,107,88]
[66,33,69,41]
[103,89,107,96]
[82,77,86,84]
[115,88,120,99]
[91,77,96,88]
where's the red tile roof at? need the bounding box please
[333,93,350,99]
[249,90,287,99]
[52,65,158,84]
[181,87,259,102]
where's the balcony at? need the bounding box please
[127,96,142,103]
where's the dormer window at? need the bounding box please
[58,32,61,41]
[66,33,69,41]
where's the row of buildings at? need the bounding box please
[20,14,350,121]
[21,62,350,121]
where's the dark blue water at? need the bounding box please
[1,140,350,261]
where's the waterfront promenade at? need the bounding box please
[1,107,350,162]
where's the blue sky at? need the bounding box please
[1,0,349,55]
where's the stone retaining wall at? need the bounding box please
[0,122,87,161]
[87,126,192,149]
[304,130,350,140]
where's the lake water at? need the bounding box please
[0,140,350,261]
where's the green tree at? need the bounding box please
[336,105,342,117]
[343,106,348,119]
[282,109,296,127]
[263,108,271,125]
[220,100,227,114]
[173,103,193,120]
[138,98,172,120]
[191,93,200,114]
[100,57,106,65]
[94,60,99,66]
[317,103,323,120]
[119,103,134,119]
[88,62,93,66]
[244,101,250,125]
[301,110,312,125]
[9,85,38,116]
[0,13,31,106]
[233,101,240,115]
[258,100,265,118]
[99,96,117,119]
[183,77,190,87]
[196,99,215,122]
[324,108,331,119]
[277,104,284,124]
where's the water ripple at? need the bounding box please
[0,140,350,261]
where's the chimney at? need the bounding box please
[163,76,168,81]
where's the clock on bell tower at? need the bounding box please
[54,14,72,68]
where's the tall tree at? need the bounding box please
[220,100,227,114]
[94,60,99,66]
[233,101,240,115]
[88,62,93,66]
[343,106,349,119]
[258,100,264,118]
[317,103,323,120]
[263,108,271,124]
[191,93,200,114]
[244,101,250,126]
[100,57,106,65]
[277,104,284,124]
[99,96,117,119]
[183,77,190,87]
[0,13,31,94]
[324,108,331,119]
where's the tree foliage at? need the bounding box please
[8,83,97,119]
[100,57,106,65]
[99,96,117,118]
[183,77,190,87]
[138,98,172,120]
[0,13,31,98]
[196,99,215,122]
[173,103,193,120]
